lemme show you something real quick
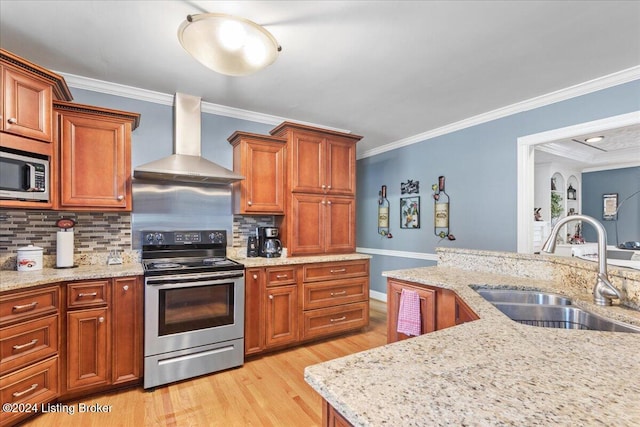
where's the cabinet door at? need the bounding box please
[241,139,285,214]
[66,307,109,391]
[325,136,356,196]
[386,279,436,343]
[455,296,478,325]
[244,269,265,355]
[111,277,141,385]
[3,67,53,142]
[290,193,325,255]
[58,112,130,210]
[265,285,298,348]
[290,131,325,193]
[324,196,356,253]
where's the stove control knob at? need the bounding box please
[145,233,155,243]
[209,232,223,243]
[155,233,164,243]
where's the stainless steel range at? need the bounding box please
[142,230,244,389]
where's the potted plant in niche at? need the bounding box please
[551,191,563,225]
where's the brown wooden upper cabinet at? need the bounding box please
[228,131,287,215]
[271,123,360,196]
[270,122,362,256]
[0,49,72,148]
[54,101,140,211]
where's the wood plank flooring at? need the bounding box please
[21,300,386,427]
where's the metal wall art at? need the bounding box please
[400,196,420,229]
[401,179,419,194]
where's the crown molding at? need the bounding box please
[359,65,640,159]
[58,71,351,133]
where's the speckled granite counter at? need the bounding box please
[0,263,143,293]
[228,251,371,268]
[305,249,640,426]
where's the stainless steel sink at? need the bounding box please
[476,289,572,305]
[493,303,640,334]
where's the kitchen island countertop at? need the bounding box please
[304,266,640,426]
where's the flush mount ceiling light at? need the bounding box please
[584,136,604,143]
[178,13,281,76]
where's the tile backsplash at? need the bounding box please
[1,209,274,269]
[0,209,133,269]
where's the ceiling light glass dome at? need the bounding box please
[178,13,281,77]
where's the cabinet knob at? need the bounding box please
[123,285,129,291]
[327,200,332,205]
[322,184,326,189]
[248,200,252,206]
[7,117,17,124]
[253,274,258,280]
[269,295,274,300]
[327,185,332,190]
[99,317,105,323]
[117,195,124,201]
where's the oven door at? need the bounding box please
[144,271,244,357]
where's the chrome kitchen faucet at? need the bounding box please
[541,214,624,306]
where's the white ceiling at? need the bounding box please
[536,123,640,170]
[1,1,639,157]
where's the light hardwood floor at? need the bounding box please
[22,300,387,427]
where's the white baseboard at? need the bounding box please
[370,289,387,303]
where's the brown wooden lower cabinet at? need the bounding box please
[245,259,370,357]
[322,399,353,427]
[387,278,478,344]
[62,276,142,399]
[0,276,142,426]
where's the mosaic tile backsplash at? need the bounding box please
[0,210,134,269]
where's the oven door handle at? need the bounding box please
[146,273,243,287]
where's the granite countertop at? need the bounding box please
[0,263,143,293]
[304,266,640,426]
[1,253,371,293]
[229,252,371,268]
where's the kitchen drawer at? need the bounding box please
[67,280,109,308]
[302,302,369,340]
[303,277,369,310]
[0,356,58,426]
[265,266,298,287]
[0,315,58,374]
[303,260,369,283]
[0,286,59,327]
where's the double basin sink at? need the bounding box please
[476,289,640,334]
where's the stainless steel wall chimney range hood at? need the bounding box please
[133,93,244,185]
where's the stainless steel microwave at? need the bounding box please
[0,148,50,201]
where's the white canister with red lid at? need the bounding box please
[17,244,44,271]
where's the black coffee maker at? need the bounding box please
[257,227,282,258]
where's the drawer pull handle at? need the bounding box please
[330,269,346,274]
[12,302,38,313]
[330,316,347,323]
[12,383,38,398]
[275,274,289,279]
[7,117,18,125]
[78,292,98,298]
[13,339,39,352]
[330,291,347,297]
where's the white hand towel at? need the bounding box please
[397,288,421,336]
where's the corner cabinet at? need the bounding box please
[228,131,287,215]
[54,101,140,211]
[386,278,478,344]
[270,122,362,256]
